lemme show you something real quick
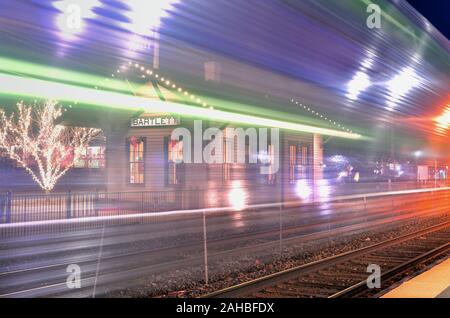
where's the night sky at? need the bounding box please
[407,0,450,39]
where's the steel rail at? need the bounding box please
[200,221,450,298]
[3,211,445,298]
[1,203,443,279]
[329,242,450,298]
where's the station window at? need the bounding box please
[289,144,297,183]
[167,139,184,185]
[299,145,309,179]
[74,146,106,169]
[222,163,231,183]
[128,137,145,184]
[222,133,233,182]
[223,131,238,164]
[301,145,308,165]
[267,144,276,184]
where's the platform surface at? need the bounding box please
[382,258,450,298]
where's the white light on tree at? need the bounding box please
[0,100,99,192]
[346,71,371,100]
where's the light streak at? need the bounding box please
[295,180,312,200]
[386,67,421,110]
[122,0,179,35]
[435,105,450,132]
[1,186,449,230]
[347,71,371,101]
[0,56,129,93]
[228,181,247,211]
[0,73,363,139]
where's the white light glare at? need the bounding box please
[360,49,376,70]
[228,181,247,211]
[386,67,421,110]
[346,71,371,100]
[123,0,179,35]
[330,155,348,164]
[295,180,312,200]
[435,106,450,132]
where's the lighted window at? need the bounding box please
[301,146,308,165]
[299,145,309,179]
[128,137,145,184]
[168,139,183,163]
[289,144,297,183]
[74,146,105,169]
[223,131,238,164]
[222,135,233,182]
[267,144,276,184]
[168,139,183,185]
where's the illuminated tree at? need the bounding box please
[0,100,99,192]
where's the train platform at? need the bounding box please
[382,258,450,298]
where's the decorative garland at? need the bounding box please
[290,98,353,133]
[104,60,355,135]
[113,61,214,110]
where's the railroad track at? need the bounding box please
[0,191,447,297]
[201,221,450,298]
[0,212,428,298]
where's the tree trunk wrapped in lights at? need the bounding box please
[0,100,99,192]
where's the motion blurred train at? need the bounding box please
[0,0,448,210]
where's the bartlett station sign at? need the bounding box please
[131,116,181,128]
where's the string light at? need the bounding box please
[0,100,98,192]
[290,98,353,133]
[110,61,354,134]
[110,60,211,109]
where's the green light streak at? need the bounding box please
[0,56,130,93]
[0,73,363,139]
[0,56,365,137]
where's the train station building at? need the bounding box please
[0,39,360,210]
[90,39,363,208]
[101,80,329,208]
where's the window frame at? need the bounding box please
[289,143,297,184]
[127,136,146,186]
[165,136,184,186]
